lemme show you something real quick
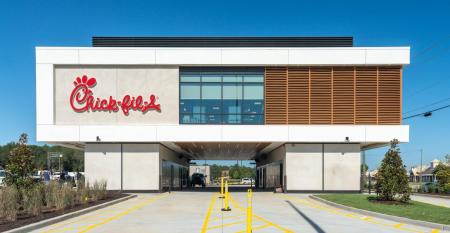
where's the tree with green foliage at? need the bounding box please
[375,139,410,202]
[5,133,35,189]
[433,163,450,193]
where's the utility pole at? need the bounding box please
[419,149,423,184]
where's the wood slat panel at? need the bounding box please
[378,67,401,124]
[333,67,355,124]
[355,67,378,124]
[287,67,310,124]
[310,67,332,124]
[265,67,288,124]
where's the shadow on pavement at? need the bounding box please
[286,200,326,233]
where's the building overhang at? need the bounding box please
[37,124,409,144]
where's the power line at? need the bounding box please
[403,97,450,115]
[403,104,450,120]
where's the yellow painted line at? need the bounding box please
[76,193,169,233]
[235,224,271,233]
[210,213,244,221]
[40,198,145,232]
[207,220,247,230]
[229,195,295,233]
[201,192,217,233]
[431,229,440,233]
[395,223,405,228]
[281,195,427,233]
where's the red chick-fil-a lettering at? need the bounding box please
[69,75,161,115]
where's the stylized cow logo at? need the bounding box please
[70,75,161,115]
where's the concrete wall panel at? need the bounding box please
[122,144,160,190]
[323,144,360,190]
[85,144,121,190]
[286,144,323,191]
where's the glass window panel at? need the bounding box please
[202,100,221,114]
[223,75,243,83]
[180,83,200,99]
[223,99,242,114]
[205,114,222,124]
[180,75,201,82]
[202,84,221,99]
[243,75,264,83]
[243,84,264,100]
[201,74,221,82]
[181,114,204,124]
[223,84,243,99]
[243,100,264,114]
[242,114,264,124]
[180,99,202,114]
[224,114,241,124]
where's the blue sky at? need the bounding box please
[0,0,449,169]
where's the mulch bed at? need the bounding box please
[0,192,128,232]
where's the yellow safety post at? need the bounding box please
[219,177,225,198]
[246,189,252,233]
[221,179,231,211]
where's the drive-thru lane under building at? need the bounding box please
[35,37,410,192]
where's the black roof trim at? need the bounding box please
[92,37,353,47]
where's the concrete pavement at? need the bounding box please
[30,192,448,233]
[411,195,450,208]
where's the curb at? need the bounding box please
[413,193,450,200]
[5,194,137,233]
[309,195,450,231]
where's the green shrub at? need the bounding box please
[91,180,107,201]
[375,139,410,202]
[21,185,43,216]
[0,186,19,221]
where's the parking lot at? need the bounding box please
[32,191,447,233]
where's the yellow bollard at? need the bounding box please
[221,180,231,211]
[246,189,252,233]
[219,177,225,198]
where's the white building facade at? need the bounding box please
[36,37,409,192]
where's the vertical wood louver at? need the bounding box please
[287,67,310,124]
[378,67,402,124]
[264,66,402,125]
[265,67,288,124]
[310,67,332,124]
[332,67,355,124]
[355,67,378,124]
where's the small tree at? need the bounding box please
[375,139,410,202]
[434,164,450,193]
[5,134,35,189]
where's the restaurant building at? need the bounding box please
[36,37,409,192]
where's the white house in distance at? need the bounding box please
[35,37,410,192]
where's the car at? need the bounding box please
[241,178,254,185]
[0,169,6,187]
[191,173,206,187]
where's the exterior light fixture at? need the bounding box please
[96,136,101,142]
[345,137,350,142]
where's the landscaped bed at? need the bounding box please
[316,194,450,225]
[0,181,127,232]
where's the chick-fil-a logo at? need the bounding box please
[70,75,161,116]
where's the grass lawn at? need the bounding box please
[316,194,450,225]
